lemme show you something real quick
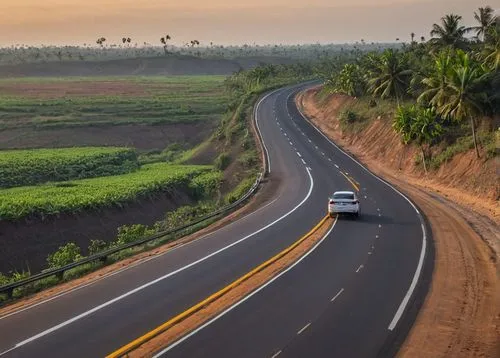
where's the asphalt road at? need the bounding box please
[0,83,431,358]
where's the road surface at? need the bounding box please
[0,83,431,358]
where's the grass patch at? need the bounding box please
[0,147,138,188]
[0,76,228,130]
[0,163,216,220]
[430,131,496,169]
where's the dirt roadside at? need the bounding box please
[298,89,499,358]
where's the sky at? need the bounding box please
[0,0,495,46]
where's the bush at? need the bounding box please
[237,151,258,168]
[189,171,223,199]
[115,224,154,246]
[225,176,256,204]
[214,153,231,170]
[47,242,82,268]
[88,240,108,255]
[338,109,358,125]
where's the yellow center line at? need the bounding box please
[107,215,332,358]
[340,172,360,192]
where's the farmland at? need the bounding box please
[0,76,228,131]
[0,147,138,188]
[0,163,218,221]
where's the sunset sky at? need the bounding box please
[0,0,493,46]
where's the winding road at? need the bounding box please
[0,83,431,358]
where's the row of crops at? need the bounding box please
[0,163,220,220]
[0,147,139,188]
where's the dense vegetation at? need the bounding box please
[0,163,216,220]
[323,6,499,170]
[0,147,138,188]
[0,76,227,130]
[0,42,395,66]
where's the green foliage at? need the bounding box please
[115,224,155,246]
[338,109,358,126]
[225,176,256,204]
[393,105,443,146]
[47,243,82,268]
[162,203,216,230]
[0,147,138,188]
[326,63,365,97]
[237,151,259,168]
[88,240,108,255]
[189,171,223,199]
[214,153,231,170]
[0,163,211,220]
[366,49,413,103]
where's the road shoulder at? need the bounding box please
[297,90,499,358]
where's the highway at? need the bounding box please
[0,83,431,358]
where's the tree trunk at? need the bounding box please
[470,114,480,158]
[421,146,427,174]
[398,145,406,170]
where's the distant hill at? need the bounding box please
[0,55,298,77]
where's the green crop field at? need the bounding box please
[0,76,228,130]
[0,147,139,188]
[0,163,218,220]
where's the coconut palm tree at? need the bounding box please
[468,6,497,42]
[366,49,412,103]
[418,50,453,108]
[430,14,468,49]
[437,51,487,158]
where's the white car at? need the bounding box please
[328,191,360,218]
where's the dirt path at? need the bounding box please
[298,90,499,358]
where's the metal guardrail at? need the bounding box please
[0,173,263,299]
[0,90,273,300]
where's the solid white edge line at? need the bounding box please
[295,92,428,332]
[255,87,286,174]
[330,288,344,302]
[2,167,315,353]
[153,217,337,357]
[0,196,282,321]
[297,322,311,335]
[1,89,316,354]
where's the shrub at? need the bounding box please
[238,151,258,168]
[115,224,154,246]
[88,240,108,255]
[214,153,231,170]
[338,109,358,126]
[47,242,82,268]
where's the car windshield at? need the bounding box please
[333,193,354,200]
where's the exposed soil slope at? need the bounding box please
[298,87,499,358]
[0,55,296,78]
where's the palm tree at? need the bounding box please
[160,34,171,55]
[366,49,412,104]
[430,14,468,49]
[482,25,500,71]
[418,51,453,109]
[437,51,487,158]
[468,6,497,41]
[411,32,415,43]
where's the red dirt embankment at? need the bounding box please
[298,87,499,358]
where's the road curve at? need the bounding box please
[0,83,431,358]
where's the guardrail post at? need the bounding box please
[99,256,107,264]
[7,287,13,299]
